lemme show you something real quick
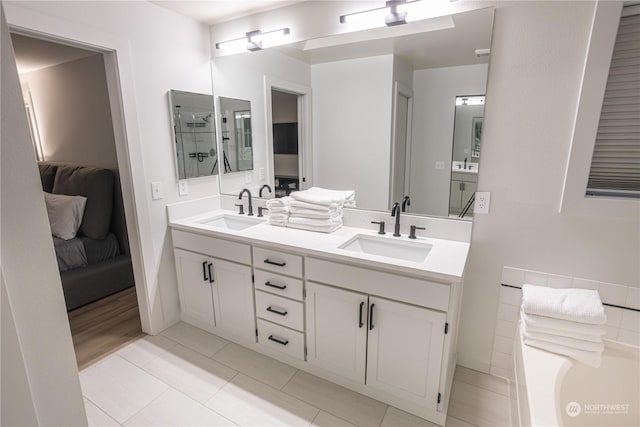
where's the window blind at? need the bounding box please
[586,10,640,198]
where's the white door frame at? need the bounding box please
[263,76,313,191]
[7,6,155,333]
[389,81,414,209]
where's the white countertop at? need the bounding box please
[169,210,470,282]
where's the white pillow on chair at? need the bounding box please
[43,192,87,240]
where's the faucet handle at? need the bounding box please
[257,206,265,218]
[409,225,426,239]
[234,203,245,215]
[371,221,385,235]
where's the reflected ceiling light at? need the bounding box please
[340,0,450,28]
[456,96,485,106]
[216,28,290,52]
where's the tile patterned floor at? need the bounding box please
[80,322,512,426]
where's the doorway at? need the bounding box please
[271,89,301,197]
[10,31,143,368]
[390,82,414,211]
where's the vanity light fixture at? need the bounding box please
[340,0,450,28]
[216,28,290,52]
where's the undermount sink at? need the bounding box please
[198,214,264,231]
[339,234,433,263]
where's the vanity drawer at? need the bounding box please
[253,247,303,278]
[255,290,304,332]
[172,230,251,265]
[306,257,450,311]
[254,270,304,301]
[257,319,304,360]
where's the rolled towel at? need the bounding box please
[290,187,355,207]
[521,310,607,336]
[521,284,606,325]
[522,323,604,344]
[289,200,340,212]
[521,328,604,352]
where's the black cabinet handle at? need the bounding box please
[208,263,214,283]
[264,259,286,267]
[268,335,289,346]
[202,261,208,282]
[265,281,287,290]
[369,303,375,330]
[359,302,364,328]
[266,306,288,316]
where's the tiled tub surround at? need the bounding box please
[490,266,640,379]
[166,197,473,425]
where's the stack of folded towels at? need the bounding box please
[520,284,607,368]
[265,197,290,227]
[266,187,355,233]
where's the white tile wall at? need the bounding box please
[489,266,640,380]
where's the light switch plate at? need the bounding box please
[436,161,445,170]
[178,180,189,196]
[259,167,265,180]
[245,171,252,184]
[151,181,164,200]
[475,191,490,214]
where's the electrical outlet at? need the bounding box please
[436,161,445,170]
[178,180,189,196]
[474,191,490,214]
[259,167,265,180]
[245,171,252,184]
[151,181,164,200]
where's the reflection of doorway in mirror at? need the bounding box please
[271,89,300,197]
[390,82,414,211]
[471,117,483,158]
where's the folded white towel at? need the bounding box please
[268,206,289,214]
[522,323,604,343]
[521,327,604,352]
[521,325,602,368]
[290,187,355,207]
[289,206,342,217]
[288,216,342,227]
[287,222,342,233]
[289,200,340,212]
[520,310,607,336]
[266,196,291,209]
[268,219,287,227]
[268,212,289,221]
[521,284,606,325]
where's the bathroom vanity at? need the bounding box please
[168,201,470,426]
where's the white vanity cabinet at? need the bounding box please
[450,171,478,214]
[305,259,448,413]
[172,230,255,342]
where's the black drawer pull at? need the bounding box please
[268,335,289,346]
[369,303,375,330]
[208,263,214,283]
[265,281,287,290]
[359,301,364,328]
[266,306,288,316]
[264,259,286,267]
[202,261,208,282]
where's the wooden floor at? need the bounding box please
[68,286,144,370]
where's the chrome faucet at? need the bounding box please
[238,188,254,216]
[259,184,272,198]
[391,202,401,237]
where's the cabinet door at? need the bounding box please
[211,258,255,341]
[174,249,215,328]
[449,180,462,211]
[462,181,477,214]
[306,282,367,383]
[366,297,446,411]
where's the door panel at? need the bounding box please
[211,258,254,341]
[174,249,215,327]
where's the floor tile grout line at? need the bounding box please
[452,378,512,402]
[82,394,122,426]
[119,386,173,426]
[279,368,300,390]
[308,406,323,427]
[452,376,511,398]
[379,405,390,427]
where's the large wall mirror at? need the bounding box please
[214,7,493,219]
[218,96,254,174]
[168,90,218,180]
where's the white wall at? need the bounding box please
[458,1,640,372]
[1,5,86,423]
[311,55,394,211]
[21,53,118,168]
[5,1,216,333]
[410,64,488,217]
[212,48,311,195]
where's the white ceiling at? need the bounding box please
[11,33,98,74]
[150,0,307,25]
